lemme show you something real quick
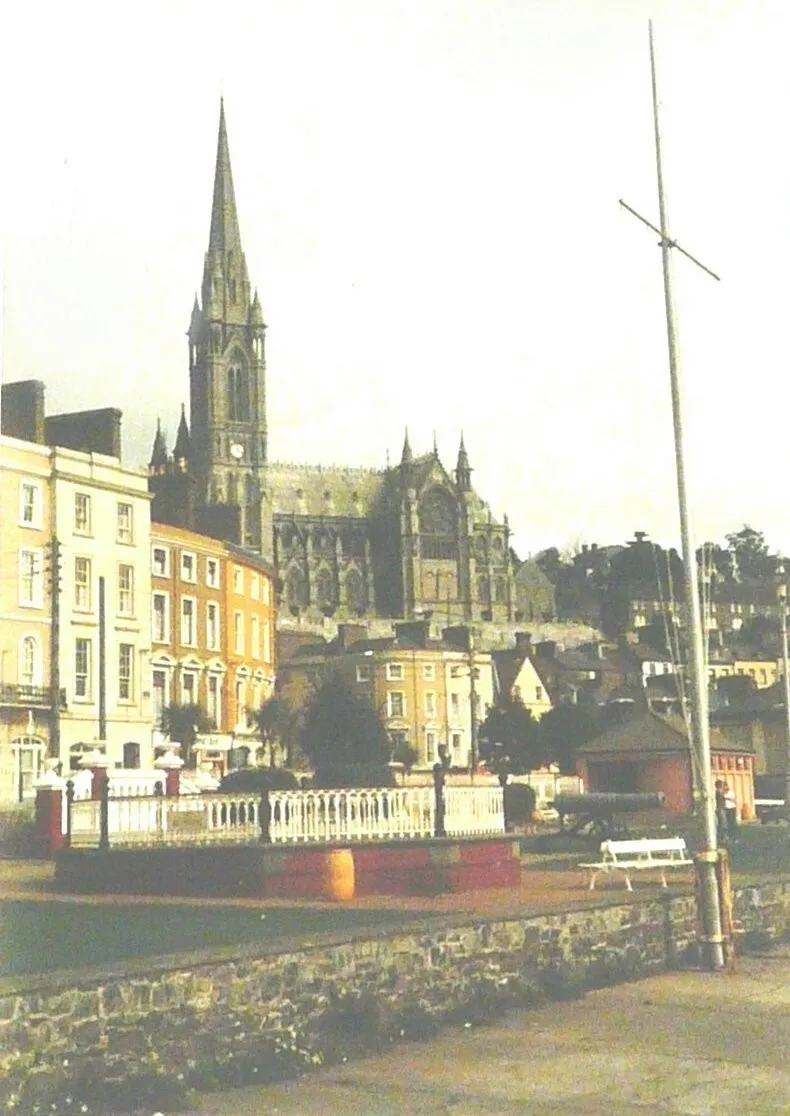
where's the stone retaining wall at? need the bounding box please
[2,880,790,1111]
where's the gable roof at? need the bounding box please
[578,710,752,756]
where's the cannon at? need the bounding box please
[553,792,665,840]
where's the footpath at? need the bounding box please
[191,946,790,1115]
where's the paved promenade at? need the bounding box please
[192,947,790,1115]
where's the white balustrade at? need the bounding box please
[64,785,505,848]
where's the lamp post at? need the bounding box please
[468,633,478,784]
[777,563,790,805]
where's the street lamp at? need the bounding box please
[777,562,790,805]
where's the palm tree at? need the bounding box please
[160,703,212,769]
[252,697,290,767]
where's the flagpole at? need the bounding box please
[647,20,723,971]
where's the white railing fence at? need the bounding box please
[65,785,505,848]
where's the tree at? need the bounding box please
[477,695,545,776]
[160,703,213,769]
[300,677,395,788]
[537,703,601,774]
[725,525,776,581]
[391,738,419,785]
[252,697,291,767]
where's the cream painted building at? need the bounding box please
[52,447,154,771]
[278,622,494,770]
[0,436,53,803]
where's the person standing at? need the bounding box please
[715,779,728,845]
[724,782,738,840]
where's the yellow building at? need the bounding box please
[0,436,53,803]
[150,524,277,772]
[278,622,494,770]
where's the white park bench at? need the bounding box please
[580,836,694,891]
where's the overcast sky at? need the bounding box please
[1,0,788,560]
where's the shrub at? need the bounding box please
[218,768,300,793]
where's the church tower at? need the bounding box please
[187,99,269,554]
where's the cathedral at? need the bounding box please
[149,102,517,627]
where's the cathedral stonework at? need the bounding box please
[149,104,516,626]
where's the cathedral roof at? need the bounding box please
[267,462,388,518]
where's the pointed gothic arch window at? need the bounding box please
[227,362,249,421]
[495,576,507,604]
[287,566,308,609]
[315,567,337,611]
[418,487,458,560]
[245,475,258,506]
[227,474,239,505]
[345,568,366,614]
[478,575,490,603]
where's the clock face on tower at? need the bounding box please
[230,443,244,460]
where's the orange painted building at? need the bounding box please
[149,524,276,770]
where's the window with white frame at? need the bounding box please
[356,663,372,682]
[535,685,543,701]
[388,691,405,718]
[422,663,435,681]
[262,578,270,605]
[450,692,461,717]
[263,620,271,664]
[19,482,41,528]
[74,556,91,611]
[181,551,196,582]
[207,674,222,728]
[206,557,220,588]
[424,691,437,718]
[152,546,170,577]
[206,602,220,650]
[235,678,246,726]
[118,644,134,701]
[75,638,91,699]
[233,567,244,594]
[117,502,134,544]
[152,592,169,642]
[181,598,196,646]
[118,564,134,615]
[181,670,197,705]
[250,574,259,600]
[251,615,260,658]
[386,662,404,681]
[426,730,437,760]
[19,635,39,687]
[74,492,91,534]
[234,611,244,654]
[19,549,43,608]
[451,732,462,756]
[152,669,168,726]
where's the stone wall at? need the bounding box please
[2,881,790,1111]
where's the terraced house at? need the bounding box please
[0,436,54,802]
[0,419,154,797]
[278,621,494,771]
[149,524,277,773]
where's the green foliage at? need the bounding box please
[478,694,544,775]
[503,782,537,825]
[160,702,213,768]
[252,696,291,766]
[725,524,777,580]
[300,676,395,787]
[218,767,300,793]
[538,703,601,773]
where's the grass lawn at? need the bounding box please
[0,901,420,979]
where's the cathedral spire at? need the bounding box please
[456,432,472,490]
[400,427,413,465]
[149,419,168,469]
[201,99,250,320]
[209,98,243,257]
[173,404,191,463]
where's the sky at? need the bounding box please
[1,0,788,561]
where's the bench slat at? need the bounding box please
[580,836,694,892]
